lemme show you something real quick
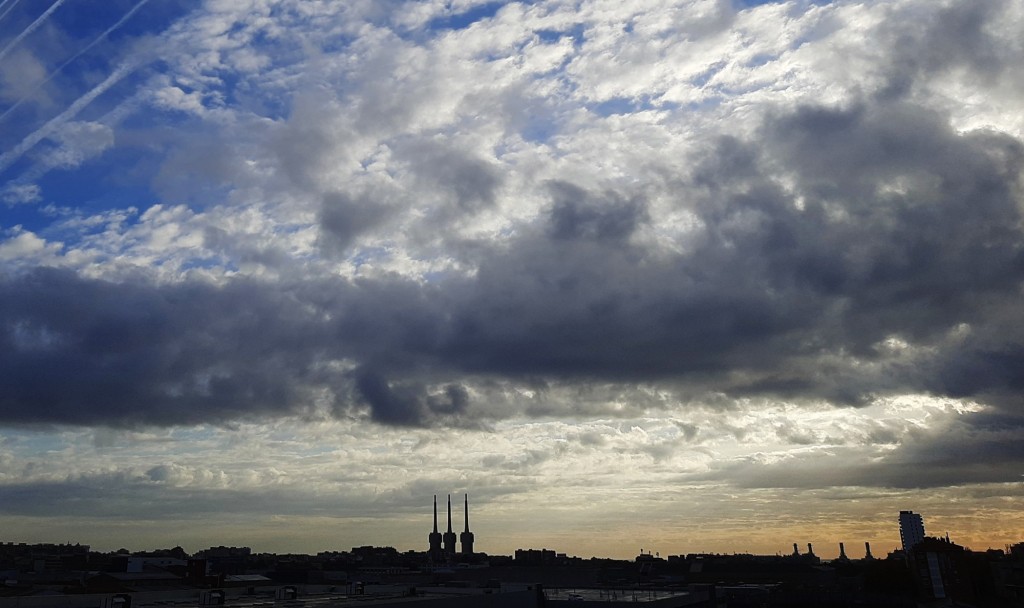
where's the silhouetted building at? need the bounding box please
[910,536,975,603]
[836,542,848,562]
[460,493,475,556]
[515,549,557,565]
[789,543,820,565]
[428,495,443,563]
[899,510,925,551]
[997,542,1024,604]
[195,546,251,575]
[443,494,458,557]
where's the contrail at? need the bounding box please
[0,0,25,24]
[0,0,69,64]
[0,61,135,175]
[0,0,152,123]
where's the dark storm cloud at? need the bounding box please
[0,447,536,523]
[699,411,1024,490]
[756,102,1024,340]
[3,92,1024,435]
[423,101,1024,407]
[0,268,337,427]
[933,344,1024,403]
[351,367,473,427]
[319,191,394,254]
[0,467,481,520]
[396,139,503,216]
[547,180,647,241]
[880,0,1016,98]
[317,141,504,256]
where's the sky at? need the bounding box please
[1,0,1023,561]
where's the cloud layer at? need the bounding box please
[1,0,1023,555]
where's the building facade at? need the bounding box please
[899,510,925,551]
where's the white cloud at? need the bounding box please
[152,85,208,116]
[0,228,62,263]
[46,121,115,169]
[2,183,41,205]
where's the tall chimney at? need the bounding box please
[864,542,874,560]
[428,495,443,558]
[793,543,800,556]
[442,494,457,555]
[460,493,475,555]
[839,543,848,560]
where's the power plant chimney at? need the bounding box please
[838,542,848,561]
[793,543,800,556]
[864,542,874,560]
[460,493,475,555]
[443,494,457,555]
[428,495,442,559]
[807,543,814,556]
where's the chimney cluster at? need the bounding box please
[428,494,474,564]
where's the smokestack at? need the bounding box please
[839,543,847,560]
[864,542,874,560]
[428,495,443,558]
[793,543,800,556]
[807,543,814,556]
[443,494,457,555]
[460,493,475,555]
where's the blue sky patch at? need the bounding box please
[427,2,504,31]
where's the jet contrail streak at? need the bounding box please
[0,0,69,64]
[0,0,152,123]
[0,0,25,24]
[0,61,135,175]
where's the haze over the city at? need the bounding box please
[1,0,1023,560]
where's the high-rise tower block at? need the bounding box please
[899,510,925,551]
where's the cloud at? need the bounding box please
[1,0,1024,556]
[700,408,1024,491]
[318,191,395,255]
[352,368,475,428]
[0,230,60,262]
[2,90,1023,431]
[0,268,336,427]
[878,0,1017,99]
